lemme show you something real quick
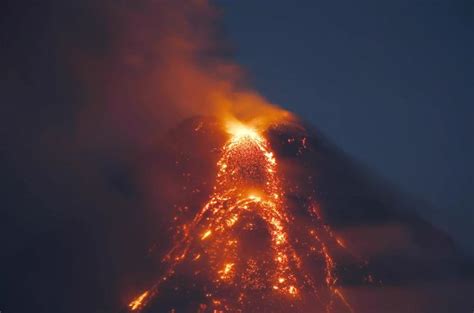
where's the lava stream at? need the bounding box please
[128,122,356,313]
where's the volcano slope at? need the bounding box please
[126,116,473,313]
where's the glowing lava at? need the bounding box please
[128,121,357,312]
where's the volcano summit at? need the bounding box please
[123,117,473,313]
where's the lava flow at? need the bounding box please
[128,120,359,313]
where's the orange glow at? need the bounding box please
[225,120,261,140]
[128,291,149,311]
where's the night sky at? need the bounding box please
[217,0,473,255]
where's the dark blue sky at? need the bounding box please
[218,0,473,253]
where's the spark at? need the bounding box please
[201,229,212,240]
[128,291,149,311]
[219,262,235,280]
[288,285,298,296]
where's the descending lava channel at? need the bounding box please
[128,121,358,313]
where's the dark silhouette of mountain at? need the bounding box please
[127,116,474,313]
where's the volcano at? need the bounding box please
[124,116,473,313]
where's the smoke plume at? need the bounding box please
[73,0,287,149]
